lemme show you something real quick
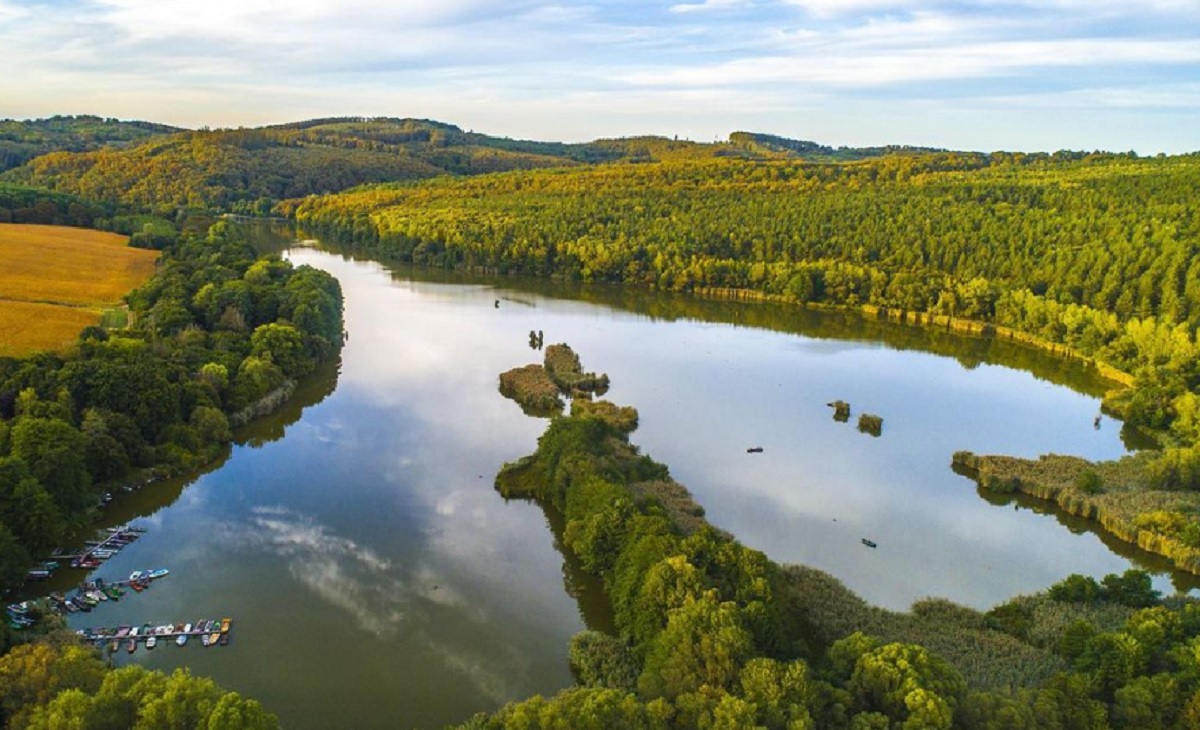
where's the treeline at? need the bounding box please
[465,372,1200,729]
[0,221,343,592]
[292,153,1200,441]
[0,183,102,227]
[0,635,277,729]
[0,116,179,173]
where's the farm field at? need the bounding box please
[0,223,158,355]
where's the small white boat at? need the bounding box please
[177,624,191,646]
[201,634,211,647]
[146,636,156,649]
[129,571,144,582]
[147,568,170,580]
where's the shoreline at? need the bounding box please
[953,450,1200,577]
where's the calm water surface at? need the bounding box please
[55,245,1195,729]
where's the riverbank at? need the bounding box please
[692,285,1137,390]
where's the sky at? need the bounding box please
[1,0,1198,153]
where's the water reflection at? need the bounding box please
[39,239,1197,730]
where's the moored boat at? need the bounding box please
[146,636,156,649]
[220,617,231,633]
[126,638,136,653]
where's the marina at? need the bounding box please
[58,524,148,569]
[9,562,173,631]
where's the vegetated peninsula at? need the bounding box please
[468,349,1198,729]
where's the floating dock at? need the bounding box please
[78,618,233,652]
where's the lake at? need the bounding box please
[56,242,1193,729]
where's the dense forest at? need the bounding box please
[0,183,103,228]
[0,118,610,215]
[462,353,1200,729]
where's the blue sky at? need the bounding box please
[1,0,1198,152]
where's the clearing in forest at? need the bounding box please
[0,223,158,355]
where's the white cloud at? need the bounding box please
[670,0,754,14]
[0,0,1197,152]
[779,0,922,16]
[622,38,1200,88]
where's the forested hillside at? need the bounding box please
[2,116,988,217]
[0,118,610,215]
[0,116,179,173]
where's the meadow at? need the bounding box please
[0,223,157,355]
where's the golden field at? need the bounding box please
[0,223,159,356]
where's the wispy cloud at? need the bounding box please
[0,0,1197,152]
[247,506,405,636]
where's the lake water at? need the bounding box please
[52,244,1195,729]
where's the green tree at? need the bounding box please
[638,591,753,699]
[10,417,92,514]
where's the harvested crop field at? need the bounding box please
[0,223,158,355]
[0,301,104,355]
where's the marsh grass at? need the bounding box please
[954,450,1200,574]
[780,564,1065,691]
[499,363,563,415]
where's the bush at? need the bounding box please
[1075,469,1104,494]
